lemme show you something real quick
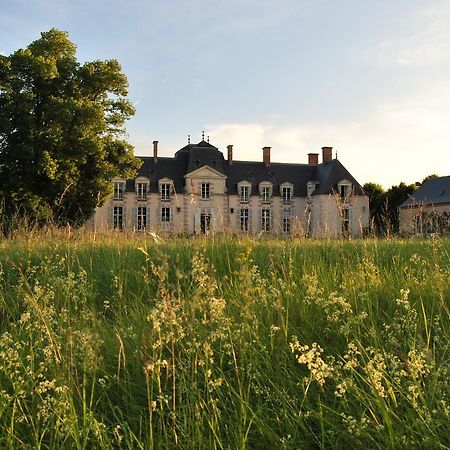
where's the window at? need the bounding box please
[113,206,123,230]
[342,208,350,233]
[136,206,147,231]
[161,183,171,201]
[200,212,211,234]
[282,209,291,234]
[339,184,351,198]
[136,182,148,201]
[239,185,249,203]
[261,186,271,203]
[201,183,211,200]
[161,207,171,223]
[261,209,271,232]
[281,186,292,204]
[307,181,317,198]
[240,208,249,232]
[113,182,125,200]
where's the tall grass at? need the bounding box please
[0,234,449,449]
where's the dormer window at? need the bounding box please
[240,185,249,202]
[280,183,293,204]
[113,181,125,200]
[238,181,251,203]
[338,180,352,199]
[136,179,149,201]
[307,181,318,198]
[201,183,211,200]
[259,182,273,203]
[159,179,173,201]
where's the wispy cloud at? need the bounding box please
[203,81,450,187]
[364,1,450,67]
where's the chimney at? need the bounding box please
[263,146,271,167]
[227,144,233,165]
[322,146,333,163]
[153,140,158,163]
[308,153,319,165]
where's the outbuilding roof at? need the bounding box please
[400,176,450,208]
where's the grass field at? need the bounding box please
[0,234,449,449]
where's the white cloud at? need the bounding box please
[204,82,450,188]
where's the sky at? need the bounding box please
[1,0,450,188]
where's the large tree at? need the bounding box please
[0,28,141,227]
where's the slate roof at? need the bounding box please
[126,140,366,197]
[400,176,450,208]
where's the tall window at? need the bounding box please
[113,206,123,230]
[136,206,147,231]
[201,183,211,200]
[113,182,125,200]
[161,207,171,223]
[136,182,148,201]
[200,212,211,234]
[261,186,271,203]
[282,209,291,234]
[261,209,271,232]
[240,208,249,232]
[342,208,350,233]
[161,183,171,201]
[281,186,292,204]
[239,185,249,203]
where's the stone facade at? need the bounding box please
[93,139,369,237]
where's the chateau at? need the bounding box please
[94,138,369,237]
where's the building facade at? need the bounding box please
[399,176,450,236]
[94,139,369,237]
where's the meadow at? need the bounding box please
[0,233,448,449]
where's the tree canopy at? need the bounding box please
[0,28,141,228]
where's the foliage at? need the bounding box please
[0,29,141,229]
[364,181,418,235]
[0,234,449,449]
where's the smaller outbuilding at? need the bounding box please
[399,176,450,236]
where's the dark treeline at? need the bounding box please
[363,174,439,235]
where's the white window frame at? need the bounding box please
[281,209,291,234]
[161,207,171,223]
[113,205,124,230]
[280,183,293,205]
[337,180,352,199]
[342,208,350,233]
[240,208,249,232]
[160,182,172,201]
[259,182,273,204]
[239,185,250,203]
[136,206,148,231]
[136,179,149,201]
[201,182,211,200]
[261,208,272,232]
[307,181,318,198]
[113,181,125,200]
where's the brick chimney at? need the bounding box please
[263,146,271,167]
[153,140,158,163]
[308,153,319,165]
[322,146,333,163]
[227,144,233,165]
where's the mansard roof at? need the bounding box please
[400,176,450,208]
[126,140,365,196]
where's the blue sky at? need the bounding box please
[1,0,450,187]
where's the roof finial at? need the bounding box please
[335,149,338,160]
[188,134,190,144]
[202,130,205,141]
[207,135,210,143]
